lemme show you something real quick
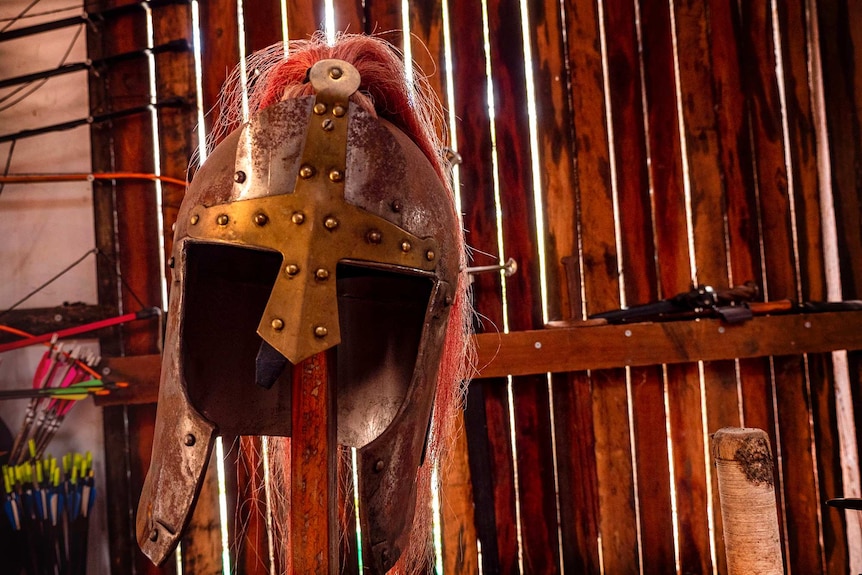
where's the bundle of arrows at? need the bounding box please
[2,446,96,575]
[2,340,126,464]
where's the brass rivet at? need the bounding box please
[425,249,435,261]
[314,326,328,338]
[299,165,315,179]
[216,214,229,226]
[272,318,285,331]
[313,102,327,115]
[321,118,334,131]
[149,529,159,542]
[400,240,412,253]
[291,212,305,225]
[324,216,339,230]
[329,67,343,80]
[332,104,346,117]
[374,459,384,472]
[391,199,403,212]
[184,433,196,446]
[315,268,330,280]
[253,213,268,226]
[285,264,300,276]
[328,169,343,182]
[190,214,199,225]
[233,170,246,183]
[366,229,382,244]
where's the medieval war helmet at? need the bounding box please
[136,36,470,572]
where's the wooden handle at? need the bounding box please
[712,427,784,575]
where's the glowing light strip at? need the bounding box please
[143,5,168,311]
[432,464,444,575]
[662,366,681,573]
[441,0,463,216]
[191,1,207,164]
[351,447,364,571]
[237,1,249,122]
[261,437,277,575]
[324,0,336,45]
[215,437,232,574]
[280,0,289,52]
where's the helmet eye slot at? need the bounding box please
[182,242,293,436]
[335,263,432,448]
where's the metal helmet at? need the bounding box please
[136,55,463,572]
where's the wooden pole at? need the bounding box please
[290,351,338,573]
[711,427,784,575]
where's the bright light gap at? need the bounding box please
[280,0,289,52]
[697,362,718,575]
[191,1,207,164]
[662,365,682,574]
[237,1,250,122]
[143,6,168,311]
[324,0,336,45]
[351,447,364,571]
[432,464,445,575]
[261,438,277,575]
[215,437,232,574]
[441,0,463,217]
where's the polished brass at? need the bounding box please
[291,211,305,225]
[313,102,327,115]
[253,213,268,226]
[216,214,229,226]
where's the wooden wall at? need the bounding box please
[85,0,862,573]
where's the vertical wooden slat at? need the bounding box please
[637,2,704,574]
[482,0,562,572]
[602,1,680,572]
[286,0,324,41]
[817,0,862,301]
[564,1,639,573]
[199,0,241,146]
[332,0,364,35]
[529,0,603,572]
[818,5,862,561]
[448,0,515,571]
[779,1,847,572]
[243,0,284,51]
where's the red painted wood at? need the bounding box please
[289,352,337,573]
[602,0,676,571]
[244,0,286,52]
[285,0,324,42]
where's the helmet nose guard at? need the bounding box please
[137,57,461,570]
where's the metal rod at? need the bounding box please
[466,257,518,277]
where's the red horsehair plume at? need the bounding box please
[213,33,474,574]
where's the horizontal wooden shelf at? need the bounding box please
[92,310,862,404]
[474,310,862,378]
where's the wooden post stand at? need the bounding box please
[711,427,784,575]
[290,351,338,573]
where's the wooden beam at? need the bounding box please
[474,311,862,378]
[95,311,862,402]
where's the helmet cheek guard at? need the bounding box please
[137,58,461,570]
